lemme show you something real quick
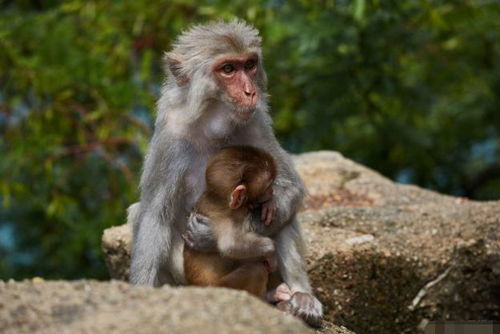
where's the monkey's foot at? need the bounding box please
[276,292,323,328]
[265,283,292,303]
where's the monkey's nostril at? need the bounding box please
[244,91,256,99]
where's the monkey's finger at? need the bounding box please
[182,233,194,248]
[261,207,268,222]
[265,210,272,225]
[195,213,211,226]
[181,233,189,242]
[266,204,276,225]
[268,285,291,302]
[275,291,292,302]
[276,283,293,296]
[265,207,274,225]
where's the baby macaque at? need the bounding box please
[183,145,278,297]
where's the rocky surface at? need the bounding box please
[0,280,353,334]
[102,223,131,280]
[101,150,499,333]
[296,152,499,333]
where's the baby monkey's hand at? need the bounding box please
[260,199,276,226]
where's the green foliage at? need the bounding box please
[0,0,499,279]
[264,0,500,197]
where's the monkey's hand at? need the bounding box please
[260,199,277,226]
[183,213,218,252]
[277,292,323,328]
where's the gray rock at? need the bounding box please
[297,151,499,333]
[0,280,347,334]
[101,150,500,333]
[102,223,131,280]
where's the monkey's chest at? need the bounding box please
[183,143,235,209]
[184,154,210,209]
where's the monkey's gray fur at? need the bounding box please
[128,20,323,326]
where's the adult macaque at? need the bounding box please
[129,20,323,327]
[183,145,277,297]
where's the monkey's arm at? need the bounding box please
[217,221,275,260]
[250,113,305,235]
[274,219,323,327]
[251,113,323,327]
[184,211,280,258]
[130,133,190,286]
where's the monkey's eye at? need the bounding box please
[244,59,256,70]
[221,64,235,74]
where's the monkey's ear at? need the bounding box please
[164,52,189,86]
[229,185,247,209]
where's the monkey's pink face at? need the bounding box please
[213,54,259,111]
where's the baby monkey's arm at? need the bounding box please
[216,219,275,259]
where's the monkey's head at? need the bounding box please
[205,146,276,210]
[164,20,267,123]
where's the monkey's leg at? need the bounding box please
[218,262,269,298]
[130,208,173,286]
[274,219,323,328]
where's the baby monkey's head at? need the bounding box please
[205,145,277,210]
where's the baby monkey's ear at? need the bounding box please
[229,185,247,209]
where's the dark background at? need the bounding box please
[1,0,499,280]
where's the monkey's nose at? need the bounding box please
[244,90,256,97]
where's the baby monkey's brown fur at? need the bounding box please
[183,145,279,297]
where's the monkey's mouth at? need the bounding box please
[233,105,256,120]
